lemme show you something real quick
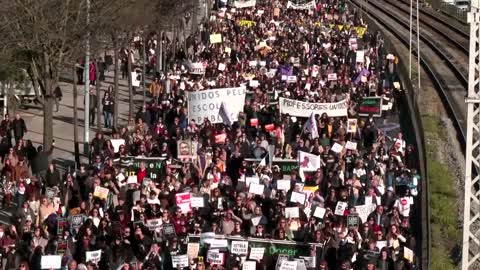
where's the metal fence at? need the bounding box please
[428,0,469,23]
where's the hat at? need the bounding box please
[387,186,394,192]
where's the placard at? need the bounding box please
[93,186,109,200]
[298,151,321,171]
[334,201,348,216]
[86,250,102,264]
[276,255,290,270]
[218,63,226,71]
[46,187,56,199]
[190,62,206,75]
[277,180,291,191]
[243,261,257,270]
[175,192,192,213]
[172,254,189,268]
[356,50,365,63]
[347,215,360,229]
[404,247,414,262]
[249,247,265,260]
[327,73,337,81]
[191,196,205,208]
[346,141,357,150]
[299,256,316,268]
[285,207,300,218]
[187,87,246,124]
[41,255,62,269]
[231,241,249,255]
[69,214,86,229]
[313,207,326,219]
[57,218,66,235]
[290,191,306,204]
[210,34,222,44]
[358,97,382,117]
[249,183,265,195]
[177,140,198,160]
[233,0,257,8]
[207,250,225,265]
[331,143,343,153]
[187,243,200,259]
[146,218,163,230]
[279,97,348,118]
[110,139,125,153]
[279,260,297,270]
[356,204,377,223]
[163,223,177,238]
[347,119,358,133]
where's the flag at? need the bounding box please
[303,112,319,139]
[258,150,270,167]
[218,101,233,126]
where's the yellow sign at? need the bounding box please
[238,20,257,28]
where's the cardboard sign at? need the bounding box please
[175,192,192,213]
[163,223,177,238]
[249,183,265,195]
[172,255,189,268]
[331,143,343,153]
[146,218,163,230]
[94,186,109,200]
[191,196,205,208]
[210,34,222,44]
[187,243,200,259]
[41,255,62,269]
[86,250,102,264]
[231,241,249,255]
[285,207,300,218]
[334,201,348,216]
[279,261,297,270]
[290,191,306,204]
[346,141,357,150]
[243,261,257,270]
[249,247,265,260]
[347,215,360,229]
[277,180,291,191]
[313,207,326,219]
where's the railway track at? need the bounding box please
[351,0,468,142]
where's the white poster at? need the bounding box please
[298,151,321,171]
[86,250,102,264]
[279,97,348,118]
[188,87,246,123]
[41,255,62,269]
[249,247,265,260]
[191,196,205,208]
[313,207,326,218]
[290,191,306,204]
[356,50,365,63]
[110,139,125,153]
[190,62,206,74]
[279,261,298,270]
[277,180,291,191]
[233,0,257,8]
[231,241,249,255]
[356,204,377,223]
[286,0,316,9]
[243,261,257,270]
[334,201,348,216]
[285,207,300,218]
[249,183,265,195]
[172,255,189,268]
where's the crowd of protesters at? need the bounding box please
[0,0,422,270]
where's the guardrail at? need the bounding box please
[428,0,468,23]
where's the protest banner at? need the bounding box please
[41,255,62,269]
[187,243,200,259]
[118,156,165,180]
[177,140,198,160]
[175,192,192,213]
[210,239,229,248]
[298,151,321,171]
[110,139,125,153]
[146,218,163,231]
[334,201,348,216]
[191,196,205,208]
[249,247,265,260]
[233,0,256,8]
[93,186,109,200]
[172,255,189,268]
[286,0,316,9]
[358,97,382,117]
[231,241,249,255]
[243,261,257,270]
[347,215,360,229]
[210,33,222,44]
[188,87,246,124]
[86,250,102,264]
[279,97,348,117]
[190,62,206,75]
[356,204,377,223]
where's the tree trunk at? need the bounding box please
[127,47,133,121]
[95,59,102,131]
[7,84,16,116]
[72,67,80,168]
[113,42,119,130]
[43,93,54,152]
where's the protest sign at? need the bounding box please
[207,250,225,265]
[215,134,227,144]
[251,216,261,226]
[279,97,348,117]
[287,76,297,83]
[243,261,257,270]
[163,223,177,238]
[358,97,382,117]
[279,261,297,270]
[246,177,260,186]
[356,50,365,63]
[346,141,357,150]
[46,187,56,199]
[187,243,200,259]
[347,119,358,133]
[177,140,198,160]
[294,258,307,270]
[190,62,206,75]
[276,255,290,270]
[404,247,414,262]
[175,192,192,213]
[233,0,256,8]
[331,143,343,153]
[285,207,300,218]
[334,201,348,216]
[191,196,205,208]
[131,72,140,87]
[86,250,102,264]
[172,255,189,268]
[69,214,86,229]
[111,139,125,153]
[146,218,163,231]
[249,247,265,260]
[290,191,306,204]
[238,20,257,28]
[287,0,315,9]
[277,180,291,191]
[119,156,165,180]
[57,239,67,254]
[249,183,265,195]
[231,241,249,255]
[299,256,316,268]
[298,151,321,171]
[313,207,326,219]
[347,215,360,229]
[327,73,337,81]
[57,218,66,235]
[210,34,222,44]
[218,63,226,71]
[41,255,62,269]
[188,87,246,123]
[356,204,377,223]
[94,186,109,200]
[376,240,387,250]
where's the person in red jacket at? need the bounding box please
[137,162,147,184]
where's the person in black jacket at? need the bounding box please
[102,91,114,129]
[12,113,27,146]
[45,162,61,188]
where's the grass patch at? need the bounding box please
[422,115,460,269]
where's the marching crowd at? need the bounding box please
[0,0,421,270]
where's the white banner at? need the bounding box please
[233,0,257,8]
[188,87,246,124]
[287,0,316,9]
[279,97,348,117]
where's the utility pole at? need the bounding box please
[462,3,480,270]
[84,0,91,152]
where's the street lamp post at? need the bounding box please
[84,0,91,152]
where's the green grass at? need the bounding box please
[422,115,460,269]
